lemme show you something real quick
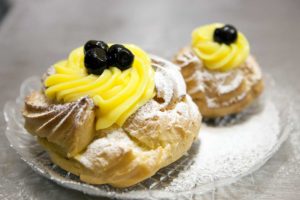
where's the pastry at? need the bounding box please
[174,23,264,118]
[22,41,201,187]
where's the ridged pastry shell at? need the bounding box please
[23,92,95,158]
[174,47,264,117]
[22,56,201,187]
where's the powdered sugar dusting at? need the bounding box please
[154,70,174,107]
[216,71,244,94]
[152,55,186,99]
[165,100,280,192]
[176,48,262,108]
[206,92,247,108]
[75,129,135,170]
[127,55,190,121]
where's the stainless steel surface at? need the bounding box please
[0,0,300,199]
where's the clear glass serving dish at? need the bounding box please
[3,76,295,199]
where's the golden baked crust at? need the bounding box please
[23,91,95,158]
[22,56,201,187]
[174,47,264,118]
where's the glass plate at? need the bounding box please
[3,76,295,200]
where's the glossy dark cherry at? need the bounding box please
[107,44,134,70]
[84,48,108,75]
[84,40,109,54]
[213,24,238,45]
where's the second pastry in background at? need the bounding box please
[174,23,264,118]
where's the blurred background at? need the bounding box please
[0,0,9,24]
[0,0,300,199]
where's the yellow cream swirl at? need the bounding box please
[192,23,250,71]
[44,44,155,130]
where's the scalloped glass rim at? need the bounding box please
[3,76,295,199]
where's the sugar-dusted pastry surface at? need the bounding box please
[174,47,263,117]
[23,92,95,158]
[23,56,201,187]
